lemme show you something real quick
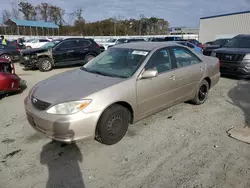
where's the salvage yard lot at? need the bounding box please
[0,64,250,188]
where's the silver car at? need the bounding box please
[25,42,220,145]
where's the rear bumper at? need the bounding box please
[210,72,220,88]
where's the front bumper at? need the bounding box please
[24,97,102,143]
[19,56,37,68]
[220,62,250,78]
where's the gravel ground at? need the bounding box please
[0,64,250,188]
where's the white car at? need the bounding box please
[100,38,118,50]
[23,38,51,49]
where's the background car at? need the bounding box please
[25,42,220,145]
[203,38,231,56]
[108,38,145,48]
[186,39,204,49]
[211,34,250,78]
[0,44,20,62]
[23,38,51,49]
[175,41,203,53]
[0,58,26,97]
[20,38,101,71]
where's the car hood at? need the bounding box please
[204,45,221,50]
[32,68,125,104]
[21,48,48,55]
[214,47,250,54]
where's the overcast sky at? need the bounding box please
[1,0,250,27]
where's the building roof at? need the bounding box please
[200,11,250,20]
[5,19,59,29]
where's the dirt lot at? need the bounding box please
[0,64,250,188]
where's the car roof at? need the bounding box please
[236,34,250,37]
[113,42,178,51]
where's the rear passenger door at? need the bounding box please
[74,39,92,62]
[170,46,204,99]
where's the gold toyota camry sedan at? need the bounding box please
[25,42,220,145]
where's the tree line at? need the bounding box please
[1,0,170,36]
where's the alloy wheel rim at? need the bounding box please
[87,56,94,62]
[198,84,208,102]
[42,60,51,70]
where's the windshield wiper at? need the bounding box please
[81,67,127,78]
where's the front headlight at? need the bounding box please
[211,52,216,57]
[46,100,92,115]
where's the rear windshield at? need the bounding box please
[224,36,250,48]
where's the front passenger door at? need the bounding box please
[136,48,179,118]
[53,40,78,65]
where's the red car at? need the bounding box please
[0,58,25,97]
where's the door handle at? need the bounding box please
[67,50,74,53]
[200,66,204,71]
[170,75,175,80]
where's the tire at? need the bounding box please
[191,79,209,105]
[0,54,12,62]
[84,54,96,64]
[38,57,53,72]
[95,104,129,145]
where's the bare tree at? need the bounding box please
[1,10,11,23]
[10,0,20,19]
[36,3,49,21]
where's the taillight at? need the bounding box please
[96,43,100,48]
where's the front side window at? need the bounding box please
[83,48,149,78]
[145,48,174,73]
[172,47,201,68]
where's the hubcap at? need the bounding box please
[107,114,124,138]
[42,60,51,70]
[198,84,208,102]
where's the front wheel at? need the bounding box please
[95,104,129,145]
[38,57,53,72]
[191,80,209,105]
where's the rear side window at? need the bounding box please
[77,40,91,47]
[39,39,49,42]
[172,47,201,68]
[58,40,77,49]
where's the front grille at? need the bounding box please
[31,96,51,110]
[216,53,244,62]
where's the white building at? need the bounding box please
[199,11,250,43]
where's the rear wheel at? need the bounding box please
[95,104,129,145]
[38,57,53,72]
[191,80,209,105]
[84,54,96,64]
[0,54,12,62]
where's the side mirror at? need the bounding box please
[140,69,158,79]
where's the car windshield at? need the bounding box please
[223,36,250,48]
[82,48,149,78]
[107,39,117,42]
[41,40,61,49]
